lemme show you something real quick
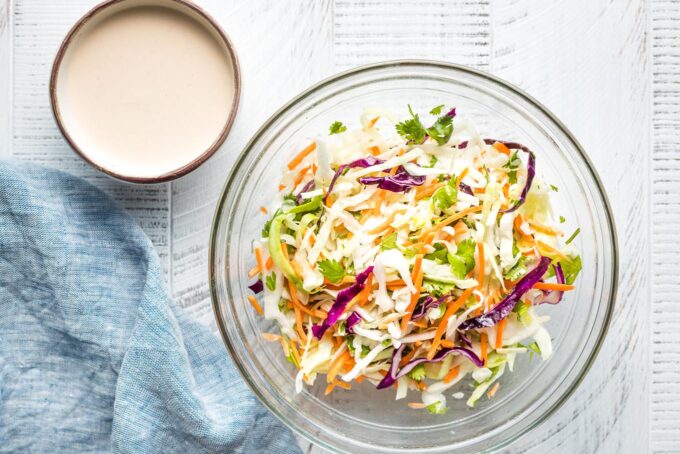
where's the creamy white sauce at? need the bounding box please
[55,3,236,179]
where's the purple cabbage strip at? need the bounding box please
[296,180,316,205]
[539,263,565,305]
[248,280,263,294]
[446,107,457,119]
[458,256,551,331]
[345,311,362,334]
[324,156,383,203]
[412,294,451,322]
[482,139,536,214]
[359,166,426,193]
[457,140,468,149]
[457,331,473,348]
[377,346,483,389]
[459,182,474,196]
[312,266,374,339]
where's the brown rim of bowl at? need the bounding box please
[49,0,242,184]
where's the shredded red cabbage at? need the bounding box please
[459,182,474,196]
[458,256,551,331]
[248,280,263,294]
[377,346,483,389]
[312,266,374,339]
[296,180,316,205]
[482,139,536,214]
[324,156,383,203]
[446,107,457,118]
[539,263,565,305]
[359,166,425,193]
[345,311,362,334]
[412,294,450,321]
[457,331,473,348]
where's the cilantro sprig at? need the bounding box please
[395,104,455,145]
[318,259,346,283]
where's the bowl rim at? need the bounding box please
[208,59,618,453]
[49,0,242,184]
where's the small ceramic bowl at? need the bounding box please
[50,0,241,183]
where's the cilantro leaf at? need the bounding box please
[426,155,439,168]
[559,215,566,224]
[380,232,398,251]
[429,104,445,115]
[422,279,457,297]
[329,121,347,135]
[395,105,427,143]
[505,256,527,281]
[424,242,448,263]
[447,238,476,279]
[432,178,458,212]
[513,300,532,326]
[318,259,345,283]
[265,273,277,291]
[561,255,582,285]
[550,184,559,192]
[427,114,454,146]
[504,151,521,185]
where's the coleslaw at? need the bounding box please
[246,105,581,413]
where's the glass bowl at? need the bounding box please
[209,61,617,453]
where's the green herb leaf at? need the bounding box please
[560,254,582,285]
[318,259,346,283]
[395,105,427,143]
[426,155,439,168]
[447,238,476,279]
[565,227,581,245]
[424,243,448,263]
[559,215,566,224]
[278,299,289,313]
[380,232,398,251]
[432,178,458,212]
[265,273,277,291]
[427,114,454,146]
[408,364,426,381]
[513,300,532,326]
[422,280,457,297]
[329,121,347,135]
[429,104,445,115]
[505,256,527,281]
[550,184,559,192]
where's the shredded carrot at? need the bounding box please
[536,240,568,260]
[529,219,563,236]
[254,247,265,276]
[427,287,474,359]
[413,320,428,329]
[260,206,268,215]
[336,380,351,390]
[419,205,483,239]
[293,165,311,187]
[369,145,381,156]
[247,264,260,278]
[289,340,302,366]
[368,116,380,127]
[480,333,488,362]
[312,163,318,175]
[327,351,351,383]
[533,282,575,291]
[400,254,424,332]
[261,332,282,342]
[287,142,316,170]
[278,184,286,192]
[372,191,387,215]
[440,339,454,348]
[493,141,511,155]
[496,319,506,349]
[443,365,460,384]
[355,375,365,383]
[408,402,427,409]
[455,168,469,186]
[265,256,273,270]
[326,195,334,208]
[399,348,417,366]
[415,181,445,200]
[487,382,500,398]
[477,242,485,291]
[324,383,336,395]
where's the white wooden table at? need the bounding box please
[1,1,675,452]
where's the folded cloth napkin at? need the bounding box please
[0,161,301,453]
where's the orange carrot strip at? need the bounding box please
[254,247,265,276]
[278,184,286,192]
[369,145,381,156]
[493,141,511,155]
[260,206,268,214]
[427,287,474,359]
[496,319,506,349]
[368,209,404,235]
[289,340,302,365]
[408,402,427,409]
[400,255,424,332]
[355,375,365,383]
[247,295,263,315]
[455,168,469,186]
[415,181,445,200]
[327,351,351,383]
[324,382,336,395]
[443,365,460,384]
[536,240,568,260]
[533,282,575,291]
[487,382,500,398]
[528,219,563,236]
[293,165,311,187]
[368,116,380,127]
[440,339,454,348]
[247,265,260,278]
[261,332,282,342]
[265,256,273,270]
[419,206,483,240]
[288,142,317,170]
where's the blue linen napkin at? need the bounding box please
[0,161,301,453]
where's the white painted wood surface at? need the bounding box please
[1,0,674,452]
